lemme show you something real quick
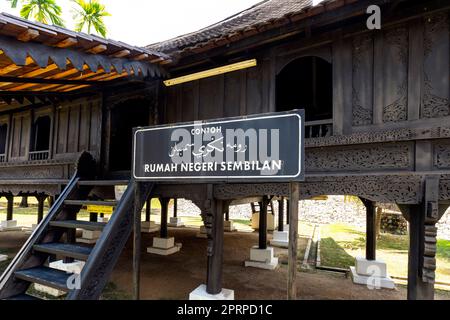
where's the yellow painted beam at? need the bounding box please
[163,59,257,87]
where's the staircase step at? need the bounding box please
[14,267,73,292]
[4,293,42,300]
[64,200,118,207]
[33,243,92,261]
[78,180,129,186]
[50,220,106,231]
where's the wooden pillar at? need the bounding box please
[206,199,224,295]
[64,228,76,264]
[19,196,28,208]
[36,195,46,224]
[89,212,98,222]
[224,207,230,221]
[398,203,436,300]
[258,196,269,249]
[6,194,13,221]
[278,198,284,232]
[173,198,178,218]
[359,198,377,260]
[366,201,376,261]
[145,197,151,222]
[133,182,142,300]
[288,182,299,300]
[286,199,290,225]
[159,198,169,238]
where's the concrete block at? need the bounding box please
[49,260,85,274]
[350,266,395,289]
[35,260,85,297]
[224,220,236,232]
[249,246,274,263]
[82,230,102,239]
[189,284,234,300]
[355,257,387,277]
[245,258,279,270]
[1,220,17,229]
[147,242,182,256]
[270,230,289,248]
[77,229,101,244]
[153,237,175,249]
[168,217,185,227]
[0,254,7,262]
[34,284,66,297]
[141,221,159,233]
[245,246,279,270]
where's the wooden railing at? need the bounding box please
[305,119,333,138]
[0,154,5,163]
[28,150,50,161]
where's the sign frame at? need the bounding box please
[132,110,305,183]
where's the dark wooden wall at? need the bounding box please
[0,95,102,164]
[162,11,450,138]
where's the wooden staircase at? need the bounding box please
[0,152,153,300]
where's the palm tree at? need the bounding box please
[72,0,110,37]
[8,0,65,27]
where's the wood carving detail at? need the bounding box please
[422,13,450,118]
[435,143,450,169]
[383,26,408,123]
[214,175,422,204]
[352,35,373,126]
[305,143,412,172]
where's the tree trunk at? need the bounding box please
[19,196,28,208]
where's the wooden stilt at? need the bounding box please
[36,195,46,224]
[89,212,98,222]
[145,197,151,222]
[258,196,269,249]
[133,182,142,300]
[225,207,229,221]
[288,182,299,300]
[206,199,224,295]
[286,199,290,225]
[173,198,178,218]
[278,198,284,232]
[360,198,376,260]
[159,197,169,238]
[399,204,435,300]
[6,194,13,221]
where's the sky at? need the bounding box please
[0,0,263,47]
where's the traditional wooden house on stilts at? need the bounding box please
[0,0,450,300]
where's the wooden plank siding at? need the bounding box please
[0,96,102,165]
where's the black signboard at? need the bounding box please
[132,110,304,182]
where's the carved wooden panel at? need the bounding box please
[381,26,408,123]
[434,142,450,169]
[440,179,450,200]
[422,13,450,118]
[352,34,373,126]
[214,175,422,204]
[306,142,413,173]
[0,164,65,179]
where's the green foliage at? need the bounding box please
[72,0,110,37]
[15,0,65,26]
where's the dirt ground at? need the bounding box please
[0,228,448,300]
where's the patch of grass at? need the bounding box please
[319,223,450,286]
[320,237,355,269]
[437,239,450,261]
[232,219,251,226]
[101,282,131,300]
